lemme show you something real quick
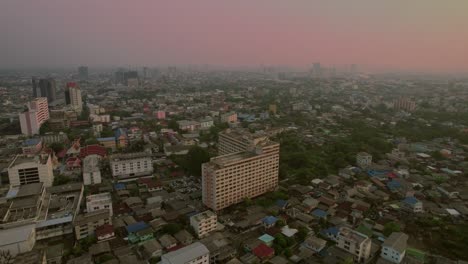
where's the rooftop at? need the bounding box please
[382,232,408,254]
[191,210,216,222]
[9,154,50,168]
[110,152,150,161]
[162,242,209,264]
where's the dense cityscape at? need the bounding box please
[0,66,467,264]
[1,1,468,264]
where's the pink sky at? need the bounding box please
[1,0,468,72]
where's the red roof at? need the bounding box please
[95,224,114,238]
[80,144,107,158]
[67,82,77,88]
[252,244,274,258]
[137,178,162,189]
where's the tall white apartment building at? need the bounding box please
[190,210,217,238]
[202,139,279,211]
[161,242,210,264]
[86,192,113,216]
[110,152,153,181]
[82,154,102,185]
[8,154,54,187]
[19,97,50,136]
[336,227,372,263]
[380,232,408,264]
[65,82,83,114]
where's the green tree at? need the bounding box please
[383,222,401,236]
[185,146,211,176]
[162,223,182,235]
[53,175,71,186]
[49,142,65,153]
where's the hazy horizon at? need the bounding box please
[1,1,468,74]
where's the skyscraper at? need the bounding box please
[19,97,50,136]
[65,82,83,113]
[78,66,89,80]
[32,78,56,103]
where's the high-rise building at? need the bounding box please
[65,82,83,113]
[19,97,50,136]
[393,97,416,112]
[32,78,56,103]
[202,133,279,211]
[78,66,89,80]
[8,154,54,187]
[115,70,139,86]
[218,129,269,156]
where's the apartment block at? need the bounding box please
[19,97,50,136]
[190,210,217,238]
[73,209,111,240]
[65,82,83,113]
[86,192,113,216]
[82,154,102,185]
[161,242,210,264]
[202,140,279,211]
[218,128,270,156]
[110,152,153,181]
[8,154,54,187]
[336,227,372,263]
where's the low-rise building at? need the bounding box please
[0,224,36,257]
[82,155,102,185]
[73,209,111,240]
[21,138,43,155]
[8,154,54,187]
[401,197,423,213]
[380,232,408,264]
[336,227,372,263]
[161,242,210,264]
[190,210,217,238]
[356,152,372,169]
[110,152,153,181]
[86,192,113,216]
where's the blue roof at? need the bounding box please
[312,209,328,218]
[23,138,41,146]
[367,170,390,177]
[321,226,339,237]
[126,221,149,233]
[403,196,419,205]
[262,216,278,225]
[97,137,116,142]
[386,180,402,190]
[258,234,275,243]
[114,183,126,190]
[276,199,288,208]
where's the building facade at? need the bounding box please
[110,152,153,181]
[82,155,102,185]
[381,232,408,264]
[8,154,54,187]
[356,152,372,169]
[202,140,279,211]
[65,82,83,113]
[336,227,372,263]
[32,78,56,103]
[190,210,217,238]
[73,209,111,240]
[19,97,50,136]
[86,192,113,216]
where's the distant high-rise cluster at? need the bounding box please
[19,97,50,136]
[65,82,83,113]
[78,66,89,80]
[115,70,139,87]
[32,77,56,103]
[202,129,280,211]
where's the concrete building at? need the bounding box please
[65,82,83,114]
[82,155,102,185]
[199,117,214,130]
[202,139,279,211]
[21,138,43,155]
[220,112,237,123]
[73,209,111,240]
[19,97,50,136]
[190,210,217,238]
[218,129,270,156]
[177,120,200,131]
[0,224,36,257]
[161,242,210,264]
[110,152,153,181]
[86,192,113,216]
[336,227,372,263]
[8,154,54,187]
[356,152,372,169]
[380,232,408,264]
[32,78,56,103]
[393,98,416,112]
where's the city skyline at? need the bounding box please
[1,1,468,73]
